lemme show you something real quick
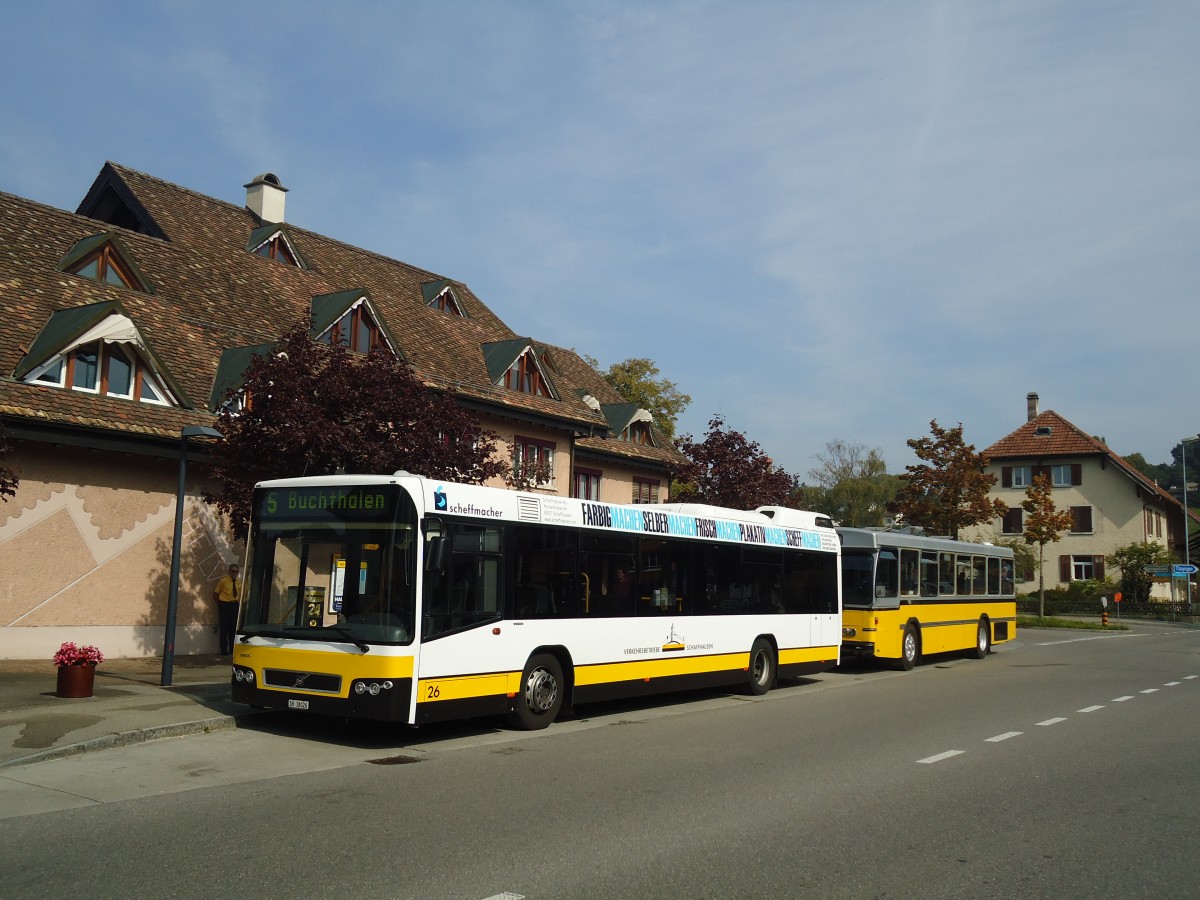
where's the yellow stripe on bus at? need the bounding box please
[415,644,843,705]
[778,645,839,666]
[418,672,521,703]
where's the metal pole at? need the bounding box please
[160,432,189,687]
[1184,439,1193,611]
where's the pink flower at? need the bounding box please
[52,641,104,667]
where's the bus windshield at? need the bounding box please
[841,549,875,608]
[240,484,418,645]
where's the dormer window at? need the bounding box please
[253,234,298,266]
[58,233,152,293]
[28,340,169,405]
[247,224,306,269]
[17,302,180,407]
[422,279,467,317]
[621,421,654,444]
[71,245,136,287]
[428,286,464,316]
[1035,425,1053,436]
[503,349,551,397]
[313,295,394,356]
[601,404,656,447]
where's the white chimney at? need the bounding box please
[1027,392,1039,422]
[244,173,287,223]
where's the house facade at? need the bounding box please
[963,393,1191,599]
[0,163,684,659]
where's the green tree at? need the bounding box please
[1124,452,1175,487]
[805,440,898,526]
[1109,542,1175,604]
[672,415,796,509]
[583,356,691,440]
[1021,472,1075,617]
[0,423,18,502]
[205,322,506,538]
[890,420,1006,539]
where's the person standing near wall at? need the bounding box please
[213,563,242,656]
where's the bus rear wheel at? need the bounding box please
[509,653,564,730]
[746,639,776,696]
[969,618,991,659]
[898,624,920,671]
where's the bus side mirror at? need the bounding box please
[426,536,448,573]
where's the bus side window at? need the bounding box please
[899,549,920,596]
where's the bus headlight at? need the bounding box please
[353,680,394,696]
[234,667,255,683]
[842,627,856,637]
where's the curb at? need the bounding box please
[0,712,265,770]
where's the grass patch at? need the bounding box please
[1018,615,1128,631]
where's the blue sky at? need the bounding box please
[4,1,1198,479]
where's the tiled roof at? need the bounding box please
[985,411,1110,459]
[1,162,685,470]
[986,409,1185,514]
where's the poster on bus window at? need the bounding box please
[330,556,368,614]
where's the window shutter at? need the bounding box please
[1059,555,1071,582]
[1002,467,1012,488]
[1094,557,1105,580]
[1071,464,1082,485]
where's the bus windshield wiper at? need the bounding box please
[329,625,370,653]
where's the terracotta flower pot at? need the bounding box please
[56,663,96,698]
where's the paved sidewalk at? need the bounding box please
[0,655,261,768]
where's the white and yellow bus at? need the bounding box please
[231,474,842,729]
[837,528,1016,670]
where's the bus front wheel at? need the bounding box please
[510,653,564,730]
[898,624,920,671]
[746,639,776,696]
[969,618,991,659]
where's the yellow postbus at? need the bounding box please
[837,527,1015,669]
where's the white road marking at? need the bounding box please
[1034,634,1146,645]
[917,750,965,764]
[482,894,526,900]
[1037,717,1067,726]
[1140,688,1159,694]
[1164,681,1181,687]
[1112,696,1134,702]
[1078,705,1104,713]
[1185,675,1199,680]
[986,731,1022,742]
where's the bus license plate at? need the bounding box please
[287,699,309,710]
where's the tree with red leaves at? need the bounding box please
[0,424,18,502]
[671,415,796,510]
[204,323,506,538]
[890,420,1006,539]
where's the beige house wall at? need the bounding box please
[0,427,673,658]
[0,442,239,659]
[964,457,1174,598]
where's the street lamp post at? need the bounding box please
[160,425,223,687]
[1183,436,1200,612]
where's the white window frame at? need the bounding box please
[1011,466,1032,488]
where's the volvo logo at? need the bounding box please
[293,672,311,688]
